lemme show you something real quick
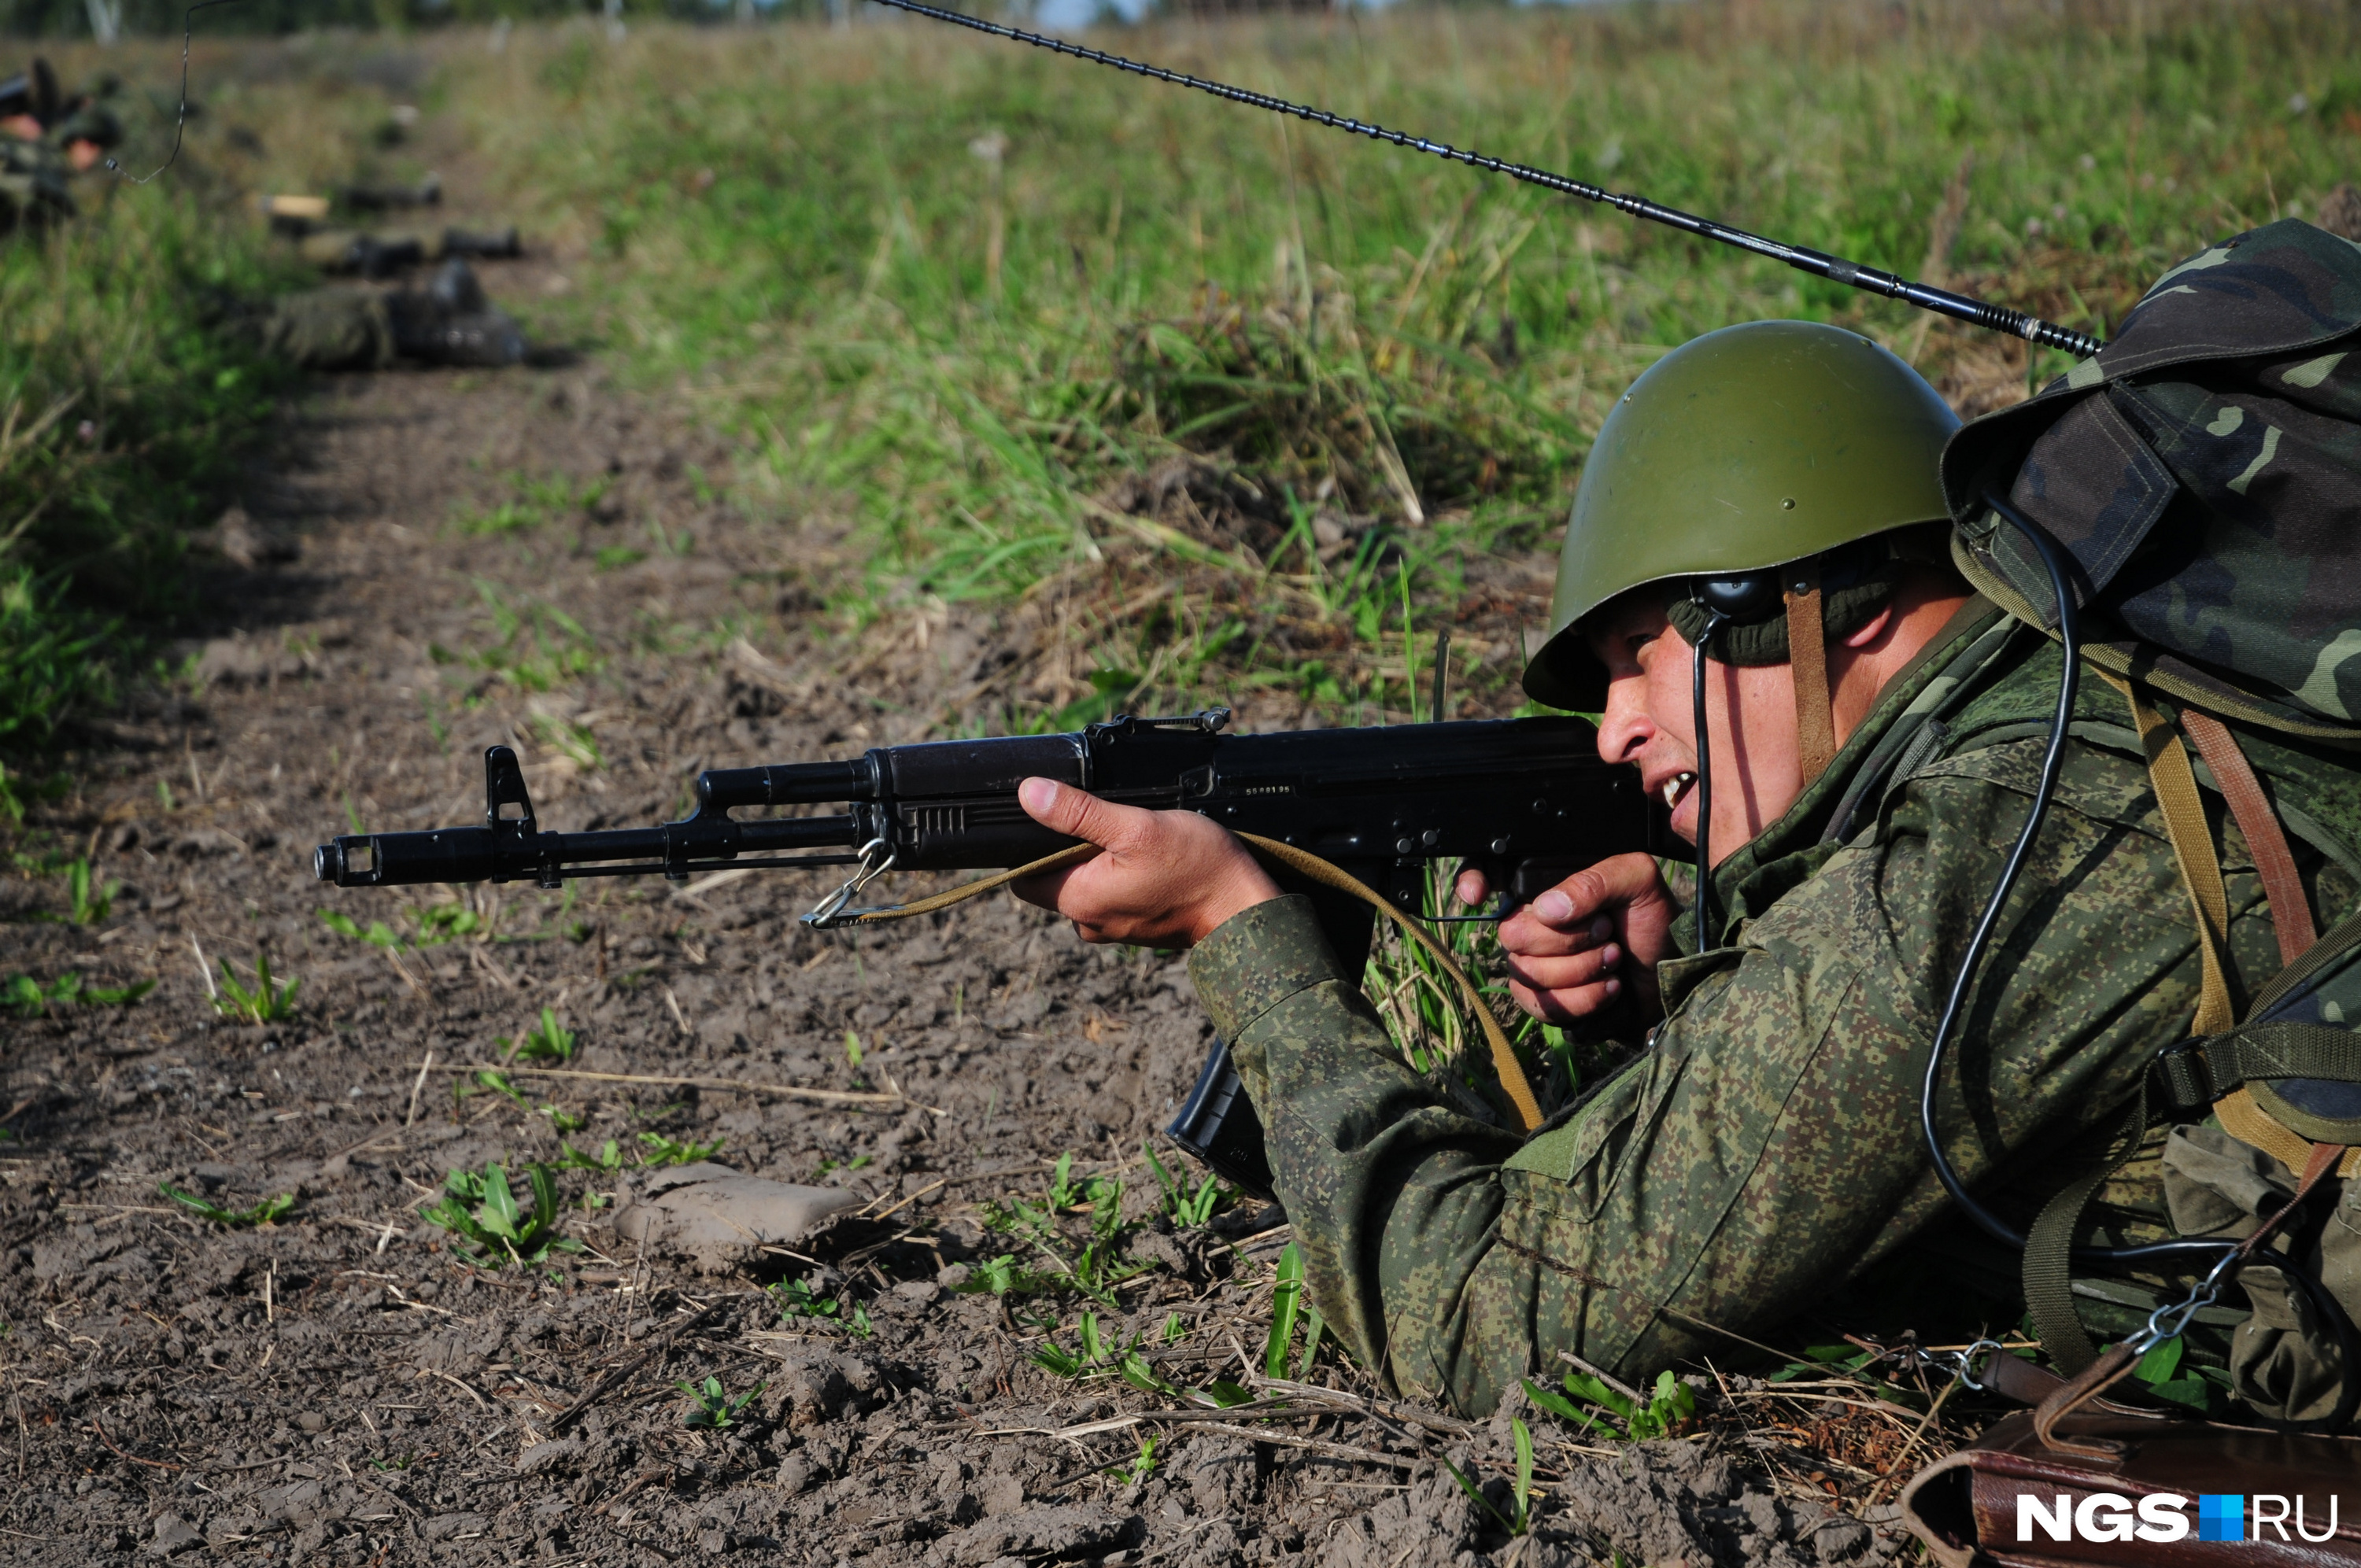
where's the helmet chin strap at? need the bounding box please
[1687,557,1839,948]
[1785,561,1838,787]
[1690,607,1729,947]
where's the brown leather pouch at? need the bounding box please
[1900,1407,2361,1566]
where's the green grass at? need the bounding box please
[0,186,292,813]
[434,0,2361,723]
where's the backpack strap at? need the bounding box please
[2020,1088,2149,1374]
[2181,707,2319,965]
[2024,681,2360,1374]
[2121,681,2238,1035]
[2023,681,2244,1373]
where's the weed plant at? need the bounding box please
[1525,1367,1698,1442]
[419,1160,582,1267]
[1447,1417,1538,1537]
[158,1184,296,1228]
[210,953,300,1024]
[972,1151,1154,1308]
[1263,1241,1325,1380]
[1143,1139,1226,1229]
[677,1374,765,1429]
[501,1006,579,1064]
[637,1130,724,1167]
[4,971,153,1017]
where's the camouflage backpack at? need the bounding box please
[1938,220,2361,1417]
[1942,218,2361,744]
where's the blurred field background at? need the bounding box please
[8,0,2361,805]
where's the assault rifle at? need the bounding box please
[313,708,1662,1194]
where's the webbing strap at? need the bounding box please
[2030,1139,2345,1459]
[2021,1090,2147,1376]
[2182,707,2319,966]
[2153,1025,2361,1112]
[826,833,1546,1134]
[2017,681,2235,1374]
[1785,563,1837,787]
[2119,681,2237,1036]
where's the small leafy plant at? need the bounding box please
[1445,1417,1536,1537]
[1029,1308,1178,1396]
[637,1131,724,1168]
[977,1152,1152,1308]
[1263,1242,1325,1379]
[419,1162,581,1267]
[774,1277,844,1323]
[2125,1333,2214,1412]
[1106,1432,1158,1485]
[1144,1139,1226,1228]
[158,1183,296,1227]
[557,1138,625,1172]
[501,1007,578,1064]
[955,1253,1059,1300]
[212,953,300,1024]
[320,902,483,954]
[1525,1367,1697,1441]
[677,1374,765,1430]
[456,1069,529,1111]
[6,972,155,1018]
[64,859,117,925]
[320,907,403,952]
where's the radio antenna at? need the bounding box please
[864,0,2103,357]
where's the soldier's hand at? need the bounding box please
[1011,778,1283,949]
[1455,854,1676,1022]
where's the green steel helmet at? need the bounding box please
[1521,319,1961,710]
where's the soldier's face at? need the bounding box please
[1584,593,1812,865]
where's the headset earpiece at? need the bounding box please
[1690,570,1783,623]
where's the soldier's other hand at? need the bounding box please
[1461,854,1676,1022]
[1011,778,1282,949]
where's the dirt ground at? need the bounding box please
[0,273,1958,1564]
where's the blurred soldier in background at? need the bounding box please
[240,256,528,371]
[0,56,120,234]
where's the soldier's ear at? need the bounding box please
[1837,603,1897,651]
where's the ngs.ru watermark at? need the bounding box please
[2019,1492,2342,1544]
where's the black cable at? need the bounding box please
[104,0,249,185]
[860,0,2102,357]
[1690,607,1728,950]
[1923,495,2232,1271]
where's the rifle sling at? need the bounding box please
[824,834,1547,1134]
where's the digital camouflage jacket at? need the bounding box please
[1188,599,2361,1416]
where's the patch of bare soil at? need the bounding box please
[2,356,1933,1566]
